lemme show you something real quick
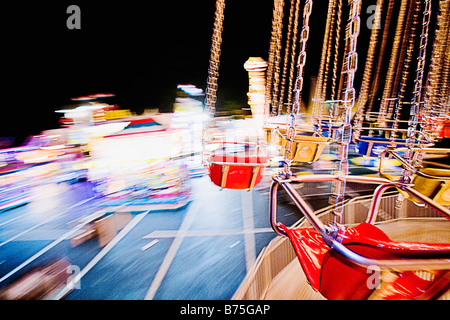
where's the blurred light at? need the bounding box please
[177,84,204,96]
[71,93,115,101]
[89,129,182,162]
[40,145,66,150]
[23,155,49,164]
[77,104,105,111]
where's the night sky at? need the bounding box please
[1,1,379,145]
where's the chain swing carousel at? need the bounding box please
[263,0,331,165]
[232,0,450,300]
[352,0,437,160]
[378,0,450,207]
[202,0,271,190]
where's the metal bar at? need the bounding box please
[286,174,450,219]
[279,179,328,235]
[270,174,450,271]
[366,183,400,224]
[381,147,450,180]
[269,181,286,237]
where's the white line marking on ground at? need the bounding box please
[229,240,241,249]
[66,201,130,227]
[141,239,159,251]
[0,213,27,228]
[0,198,128,283]
[142,227,273,239]
[241,190,256,273]
[52,211,149,300]
[0,196,95,247]
[144,201,200,300]
[0,223,87,283]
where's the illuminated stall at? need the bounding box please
[0,169,32,212]
[87,117,190,211]
[172,84,209,177]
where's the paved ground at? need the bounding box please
[0,172,303,300]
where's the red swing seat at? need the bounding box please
[207,154,270,189]
[280,222,450,300]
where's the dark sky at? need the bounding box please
[1,1,379,144]
[0,1,274,141]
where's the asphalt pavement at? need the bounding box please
[0,173,302,300]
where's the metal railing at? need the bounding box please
[270,174,450,272]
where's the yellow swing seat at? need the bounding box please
[411,168,450,206]
[280,135,331,163]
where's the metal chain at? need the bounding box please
[272,0,285,116]
[424,0,450,135]
[378,0,409,128]
[204,0,226,117]
[291,0,312,116]
[331,0,343,102]
[321,0,337,131]
[265,0,280,117]
[386,1,415,121]
[402,0,432,184]
[354,0,383,141]
[336,25,349,116]
[441,24,450,116]
[365,0,394,119]
[442,19,450,115]
[329,0,343,134]
[331,0,361,227]
[278,0,297,115]
[286,0,301,114]
[389,0,421,146]
[283,0,313,178]
[312,0,336,133]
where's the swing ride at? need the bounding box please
[204,0,450,300]
[203,0,271,191]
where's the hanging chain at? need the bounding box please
[321,0,337,132]
[402,0,432,184]
[365,0,394,119]
[204,0,226,117]
[424,0,450,137]
[354,0,383,141]
[330,0,361,228]
[442,24,450,116]
[378,0,409,128]
[389,0,421,146]
[312,0,336,134]
[291,0,312,116]
[272,0,285,116]
[265,0,279,117]
[441,13,450,116]
[278,0,297,115]
[286,0,301,114]
[282,0,313,178]
[331,0,343,102]
[329,0,343,135]
[386,0,415,121]
[323,1,337,96]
